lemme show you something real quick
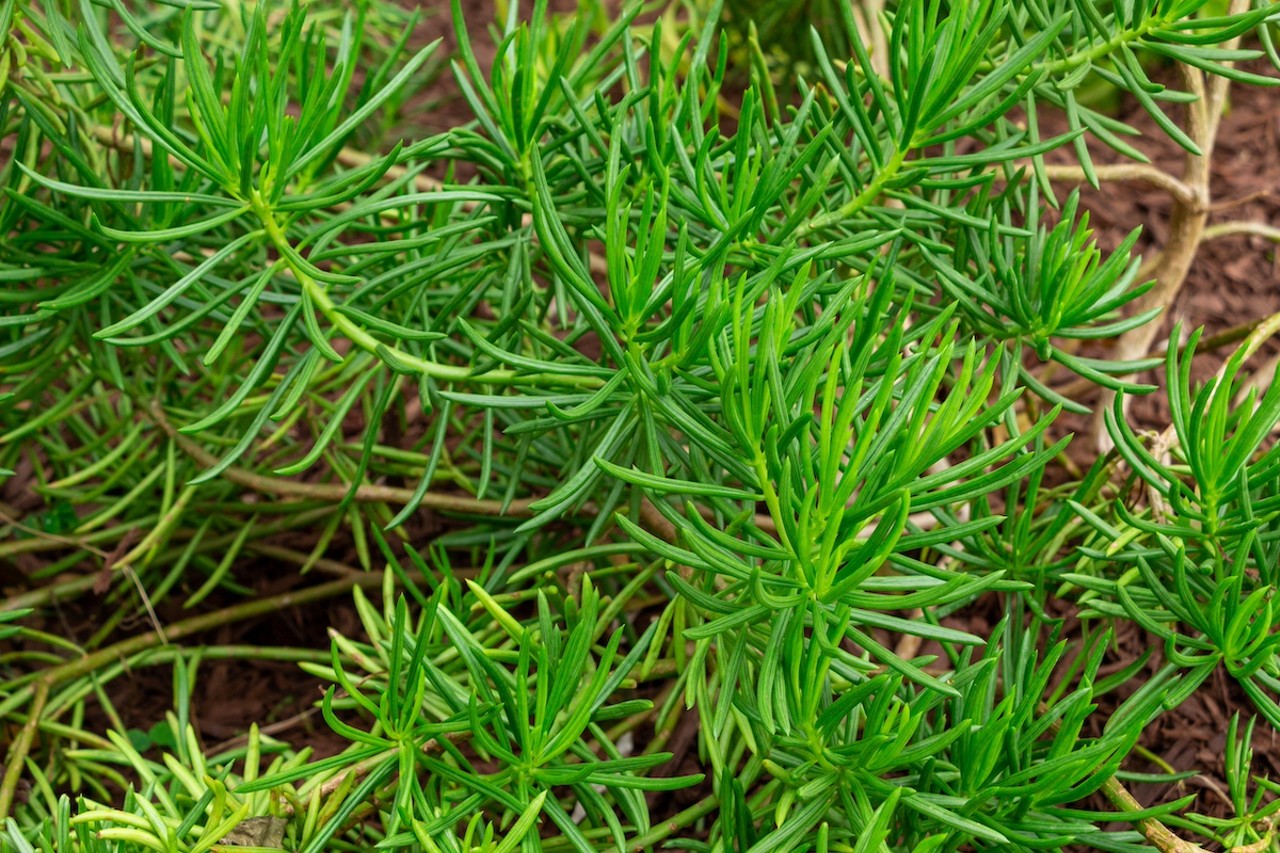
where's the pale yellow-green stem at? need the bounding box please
[1092,0,1254,449]
[248,191,606,390]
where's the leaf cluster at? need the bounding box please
[4,0,1280,850]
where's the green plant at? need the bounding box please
[1071,324,1280,725]
[4,0,1280,850]
[1168,713,1280,849]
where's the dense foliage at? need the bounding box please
[3,0,1280,850]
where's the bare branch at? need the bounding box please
[1041,163,1197,206]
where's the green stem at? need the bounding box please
[798,147,908,238]
[599,793,720,853]
[250,192,603,390]
[797,13,1164,243]
[0,682,47,820]
[0,573,382,820]
[1040,19,1158,77]
[0,572,99,613]
[151,404,534,517]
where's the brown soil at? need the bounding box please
[1043,61,1280,850]
[1048,60,1280,426]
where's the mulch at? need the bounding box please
[1040,59,1280,849]
[1052,60,1280,425]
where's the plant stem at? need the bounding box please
[598,793,720,853]
[0,682,47,821]
[0,573,382,820]
[1203,221,1280,243]
[1040,162,1196,205]
[797,147,908,238]
[249,193,604,390]
[1101,775,1213,853]
[149,402,534,517]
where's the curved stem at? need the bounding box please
[598,793,719,853]
[798,147,908,238]
[1204,221,1280,243]
[0,681,48,819]
[250,193,603,390]
[1041,162,1196,206]
[0,572,383,820]
[149,403,534,517]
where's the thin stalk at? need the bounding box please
[1204,221,1280,242]
[149,402,534,517]
[1040,162,1196,205]
[0,573,383,819]
[249,192,604,390]
[0,682,48,820]
[1101,775,1213,853]
[598,793,720,853]
[797,147,908,238]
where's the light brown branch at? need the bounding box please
[1204,220,1280,243]
[147,402,534,518]
[0,573,381,819]
[1041,163,1197,206]
[1100,775,1214,853]
[1094,0,1253,448]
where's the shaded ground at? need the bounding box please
[1043,62,1280,848]
[1045,59,1280,416]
